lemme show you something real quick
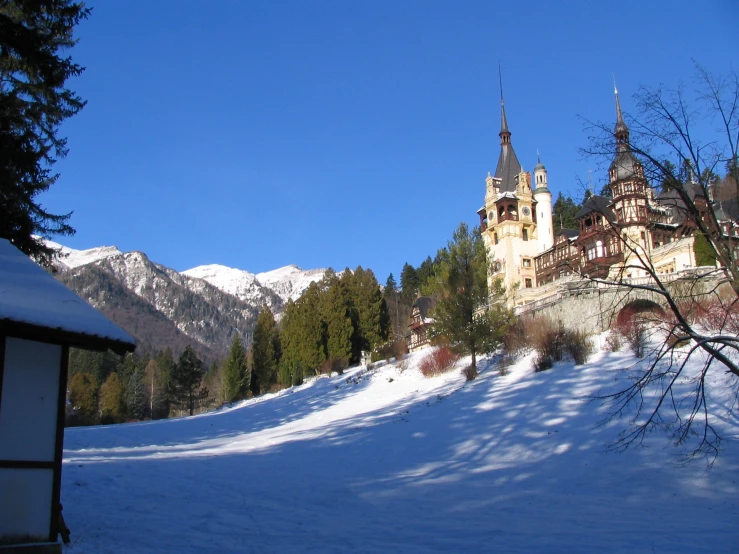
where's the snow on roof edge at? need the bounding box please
[0,239,135,352]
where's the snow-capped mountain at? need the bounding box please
[46,239,122,269]
[48,241,328,359]
[256,264,326,303]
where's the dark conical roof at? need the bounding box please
[494,100,523,192]
[609,85,642,181]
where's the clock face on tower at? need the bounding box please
[522,206,531,217]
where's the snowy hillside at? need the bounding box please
[181,264,281,307]
[62,341,738,553]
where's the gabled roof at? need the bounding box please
[0,239,136,354]
[575,195,617,223]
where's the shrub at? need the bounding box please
[420,347,460,377]
[319,357,349,376]
[604,330,623,352]
[565,329,594,365]
[615,318,647,358]
[371,339,408,362]
[502,318,527,356]
[530,318,593,370]
[462,364,478,381]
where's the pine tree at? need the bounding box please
[552,192,581,233]
[323,275,355,365]
[126,368,148,421]
[430,222,515,375]
[400,263,419,306]
[251,305,280,395]
[0,1,90,264]
[223,334,247,402]
[170,346,205,416]
[349,267,389,355]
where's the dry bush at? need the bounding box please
[615,318,648,358]
[605,330,623,352]
[371,339,408,362]
[462,364,478,381]
[319,357,349,376]
[531,318,593,371]
[420,347,460,377]
[688,297,739,334]
[502,317,527,356]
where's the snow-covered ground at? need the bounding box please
[62,340,738,553]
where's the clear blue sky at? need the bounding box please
[42,0,738,284]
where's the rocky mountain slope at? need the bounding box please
[49,241,328,361]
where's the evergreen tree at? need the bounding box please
[349,267,389,355]
[0,1,90,264]
[430,222,515,374]
[223,334,247,402]
[251,305,280,395]
[279,284,327,376]
[170,345,205,416]
[68,371,98,425]
[323,275,355,364]
[99,372,125,424]
[400,263,419,305]
[552,192,581,232]
[152,348,174,418]
[125,368,148,421]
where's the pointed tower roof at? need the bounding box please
[609,81,642,182]
[613,80,629,141]
[493,67,523,192]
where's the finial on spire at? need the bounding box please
[498,61,504,105]
[613,73,624,125]
[498,62,509,138]
[537,148,540,163]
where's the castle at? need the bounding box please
[479,86,738,307]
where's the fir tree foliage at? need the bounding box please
[170,345,205,416]
[223,334,247,402]
[0,0,90,264]
[552,192,582,233]
[251,304,281,395]
[429,222,515,372]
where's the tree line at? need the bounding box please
[66,265,392,424]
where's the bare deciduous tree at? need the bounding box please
[579,64,739,461]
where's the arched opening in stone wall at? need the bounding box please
[616,299,665,327]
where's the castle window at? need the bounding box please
[524,278,533,288]
[522,228,529,241]
[522,258,531,268]
[499,206,505,218]
[494,233,498,245]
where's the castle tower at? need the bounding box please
[533,153,554,253]
[479,84,541,300]
[607,84,652,276]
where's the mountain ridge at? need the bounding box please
[48,241,329,361]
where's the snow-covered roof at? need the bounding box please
[0,239,135,354]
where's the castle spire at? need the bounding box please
[613,75,629,143]
[499,63,510,144]
[492,63,522,192]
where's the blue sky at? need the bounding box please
[42,0,738,283]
